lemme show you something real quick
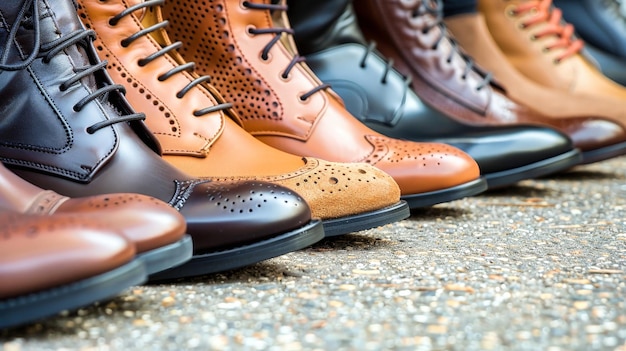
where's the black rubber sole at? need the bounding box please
[0,260,146,330]
[149,220,325,281]
[322,200,410,237]
[580,141,626,165]
[401,178,488,209]
[484,149,582,189]
[136,235,193,277]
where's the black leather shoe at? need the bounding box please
[0,0,324,279]
[555,0,626,86]
[288,0,582,188]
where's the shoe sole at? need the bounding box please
[322,201,410,237]
[401,178,488,209]
[148,220,325,281]
[580,141,626,165]
[484,149,582,189]
[0,260,146,329]
[136,235,193,277]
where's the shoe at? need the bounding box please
[478,0,626,102]
[0,0,324,279]
[353,0,626,166]
[443,11,626,164]
[554,0,626,86]
[0,163,190,276]
[288,0,582,189]
[75,0,410,237]
[0,211,146,329]
[161,0,488,208]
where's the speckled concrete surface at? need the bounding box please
[2,156,626,351]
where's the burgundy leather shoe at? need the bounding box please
[0,0,324,280]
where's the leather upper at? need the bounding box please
[0,211,135,299]
[479,0,626,101]
[162,0,482,195]
[75,0,404,220]
[0,0,314,252]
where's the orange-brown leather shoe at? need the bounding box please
[161,0,487,207]
[0,163,190,276]
[444,11,626,164]
[0,211,146,329]
[478,0,626,102]
[76,0,409,236]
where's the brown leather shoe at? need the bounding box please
[0,163,190,276]
[0,211,146,329]
[353,0,626,165]
[161,0,487,207]
[442,11,626,164]
[76,0,409,236]
[479,0,626,101]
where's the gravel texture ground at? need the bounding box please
[1,156,626,351]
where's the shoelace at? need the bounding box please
[242,1,330,101]
[359,41,412,122]
[509,0,584,63]
[0,0,145,134]
[109,0,232,117]
[417,0,492,91]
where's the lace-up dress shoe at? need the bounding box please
[162,0,488,207]
[288,1,581,188]
[555,0,626,86]
[478,0,626,102]
[444,11,626,164]
[0,0,324,280]
[0,163,190,276]
[76,0,409,237]
[0,211,146,329]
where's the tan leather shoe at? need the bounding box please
[0,163,190,276]
[444,12,626,164]
[161,0,486,207]
[0,211,145,328]
[76,0,409,235]
[478,0,626,101]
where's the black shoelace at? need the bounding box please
[0,0,145,134]
[416,0,492,91]
[359,41,412,122]
[109,0,232,117]
[242,1,330,101]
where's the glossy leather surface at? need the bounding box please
[305,43,576,174]
[287,2,576,176]
[163,0,482,196]
[0,0,314,253]
[0,211,135,299]
[75,0,402,221]
[479,0,626,101]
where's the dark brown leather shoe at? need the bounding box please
[0,163,190,276]
[162,0,488,208]
[352,0,626,164]
[0,211,146,329]
[0,0,324,279]
[75,0,410,237]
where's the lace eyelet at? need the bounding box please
[120,39,130,48]
[108,17,117,26]
[73,105,81,112]
[138,59,148,67]
[298,95,308,102]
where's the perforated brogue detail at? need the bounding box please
[210,158,400,219]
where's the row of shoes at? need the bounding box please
[1,0,625,329]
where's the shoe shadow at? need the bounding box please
[542,168,622,181]
[480,183,559,198]
[409,206,471,220]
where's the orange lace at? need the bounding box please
[512,0,584,63]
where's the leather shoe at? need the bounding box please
[0,211,146,329]
[0,163,190,276]
[76,0,410,237]
[162,0,488,208]
[445,11,626,164]
[289,0,582,188]
[0,0,324,279]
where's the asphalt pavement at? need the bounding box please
[2,155,626,351]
